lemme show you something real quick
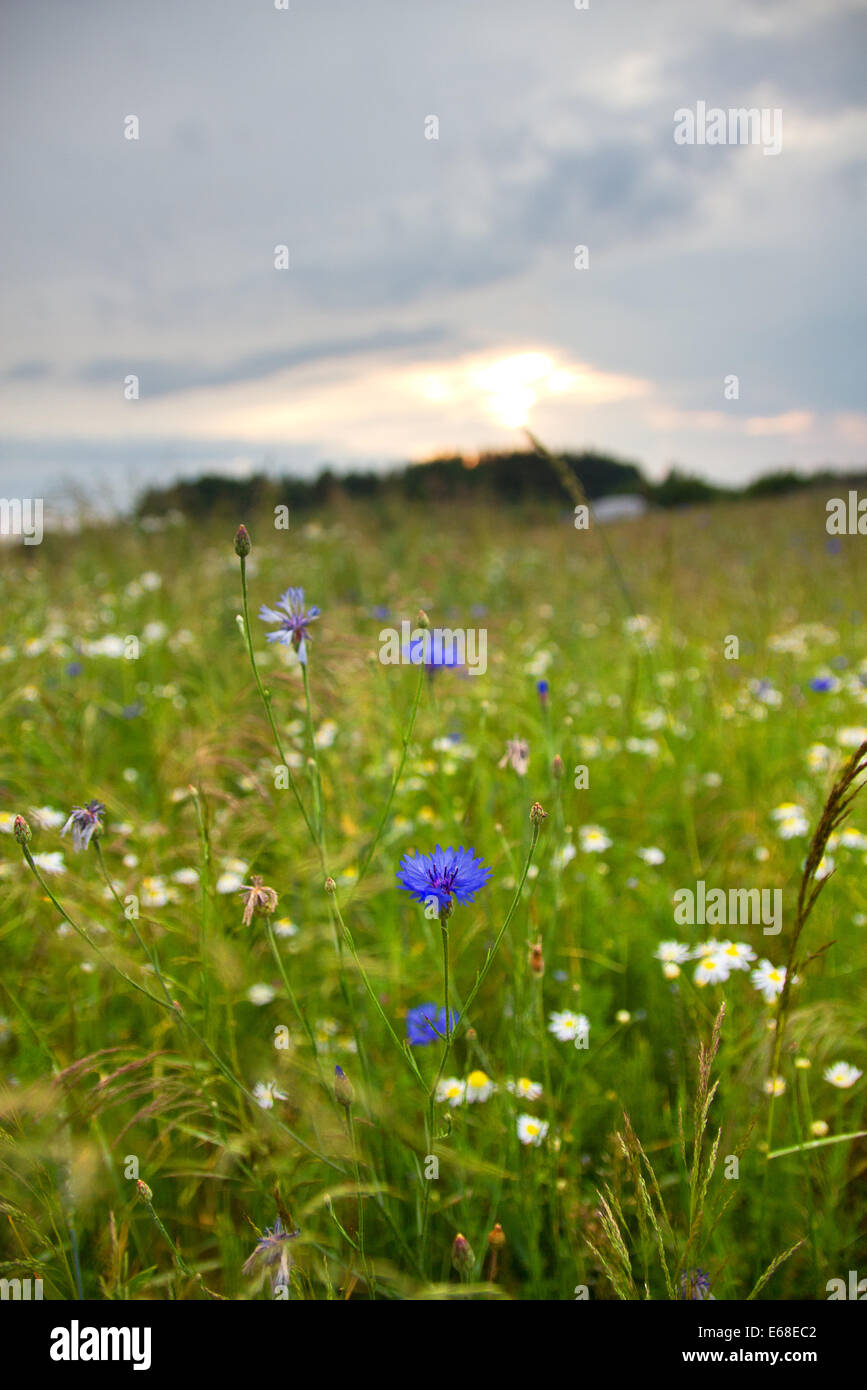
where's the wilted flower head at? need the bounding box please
[397,845,492,914]
[259,587,320,664]
[240,875,279,926]
[242,1215,300,1290]
[679,1268,714,1300]
[61,800,105,853]
[253,1080,287,1110]
[498,739,530,776]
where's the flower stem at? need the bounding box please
[355,660,426,890]
[238,554,319,852]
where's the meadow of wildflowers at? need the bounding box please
[1,485,866,1302]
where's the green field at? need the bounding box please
[2,486,865,1300]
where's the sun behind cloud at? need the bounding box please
[414,348,646,433]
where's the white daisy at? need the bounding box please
[436,1077,466,1107]
[839,827,867,850]
[465,1070,496,1103]
[141,876,175,907]
[637,846,665,865]
[31,851,66,875]
[692,939,724,957]
[807,744,833,773]
[548,1010,590,1043]
[718,941,757,971]
[507,1077,543,1101]
[216,871,245,894]
[823,1061,863,1089]
[579,825,611,853]
[751,959,787,1003]
[247,983,276,1006]
[29,806,66,830]
[837,727,867,749]
[693,954,731,987]
[171,867,200,885]
[763,1076,786,1097]
[654,941,690,978]
[517,1114,550,1146]
[776,814,809,840]
[273,918,298,938]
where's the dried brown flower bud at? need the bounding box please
[488,1222,506,1250]
[529,937,545,977]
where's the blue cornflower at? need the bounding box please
[397,844,493,914]
[809,676,836,693]
[259,588,320,664]
[537,679,549,703]
[679,1268,714,1300]
[406,634,463,671]
[406,1003,459,1046]
[61,800,105,852]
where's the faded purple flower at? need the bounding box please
[498,738,530,776]
[240,875,279,926]
[242,1215,300,1290]
[61,800,105,853]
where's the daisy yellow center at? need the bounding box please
[526,1122,540,1136]
[468,1070,489,1088]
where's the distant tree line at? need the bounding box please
[133,450,866,520]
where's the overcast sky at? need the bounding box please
[2,0,866,506]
